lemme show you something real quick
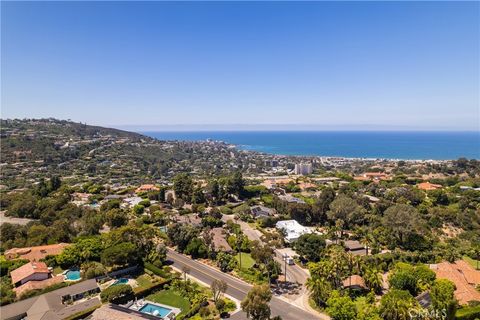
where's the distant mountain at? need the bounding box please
[0,118,257,189]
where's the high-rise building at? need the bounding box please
[294,163,313,175]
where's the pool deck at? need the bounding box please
[129,299,181,319]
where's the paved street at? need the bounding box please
[222,214,309,286]
[167,249,326,320]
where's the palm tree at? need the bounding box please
[181,265,190,282]
[363,266,383,294]
[306,276,332,307]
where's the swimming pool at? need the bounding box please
[139,303,172,318]
[111,278,129,286]
[64,270,81,281]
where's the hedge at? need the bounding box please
[456,305,480,320]
[63,305,101,320]
[176,302,202,320]
[133,279,171,298]
[144,262,171,279]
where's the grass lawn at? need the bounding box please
[236,252,255,270]
[463,256,480,270]
[135,274,154,289]
[146,289,191,316]
[53,266,64,275]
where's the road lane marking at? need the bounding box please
[168,254,250,296]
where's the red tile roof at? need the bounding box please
[10,262,50,285]
[342,275,367,289]
[417,182,442,191]
[5,243,70,262]
[431,261,480,305]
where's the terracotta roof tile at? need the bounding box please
[5,243,70,262]
[10,262,50,285]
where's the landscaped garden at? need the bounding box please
[146,289,191,317]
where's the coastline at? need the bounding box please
[139,131,479,162]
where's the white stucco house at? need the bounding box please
[275,220,312,242]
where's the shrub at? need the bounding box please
[455,304,480,320]
[100,284,134,304]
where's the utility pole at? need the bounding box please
[283,253,288,283]
[237,237,242,270]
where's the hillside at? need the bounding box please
[0,118,259,189]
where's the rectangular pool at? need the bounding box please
[139,303,172,318]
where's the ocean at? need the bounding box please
[141,131,480,160]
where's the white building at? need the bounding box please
[275,220,311,242]
[294,163,313,175]
[122,196,143,208]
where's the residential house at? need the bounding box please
[14,275,64,298]
[0,279,101,320]
[417,182,442,191]
[11,262,52,287]
[122,196,143,208]
[135,184,159,193]
[278,194,306,204]
[342,275,367,291]
[71,192,92,206]
[275,220,311,242]
[430,260,480,305]
[251,206,275,219]
[5,243,70,262]
[208,228,233,252]
[344,240,366,256]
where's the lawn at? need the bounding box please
[235,252,255,270]
[146,289,191,316]
[463,256,480,270]
[53,266,64,275]
[136,274,154,289]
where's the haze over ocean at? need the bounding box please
[141,131,480,160]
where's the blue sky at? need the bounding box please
[2,1,479,131]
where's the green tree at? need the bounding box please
[382,204,422,247]
[327,195,365,237]
[294,233,326,262]
[101,242,139,267]
[184,238,208,259]
[306,276,332,307]
[430,279,457,319]
[81,261,107,279]
[173,173,194,202]
[241,284,272,320]
[216,252,237,272]
[379,289,418,320]
[326,290,357,320]
[100,284,134,303]
[167,223,198,252]
[388,268,418,296]
[133,204,145,215]
[363,266,383,294]
[211,279,228,303]
[312,187,335,223]
[105,208,128,228]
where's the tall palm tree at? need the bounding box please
[363,266,383,294]
[306,276,332,307]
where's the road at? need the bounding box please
[167,249,325,320]
[222,215,309,285]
